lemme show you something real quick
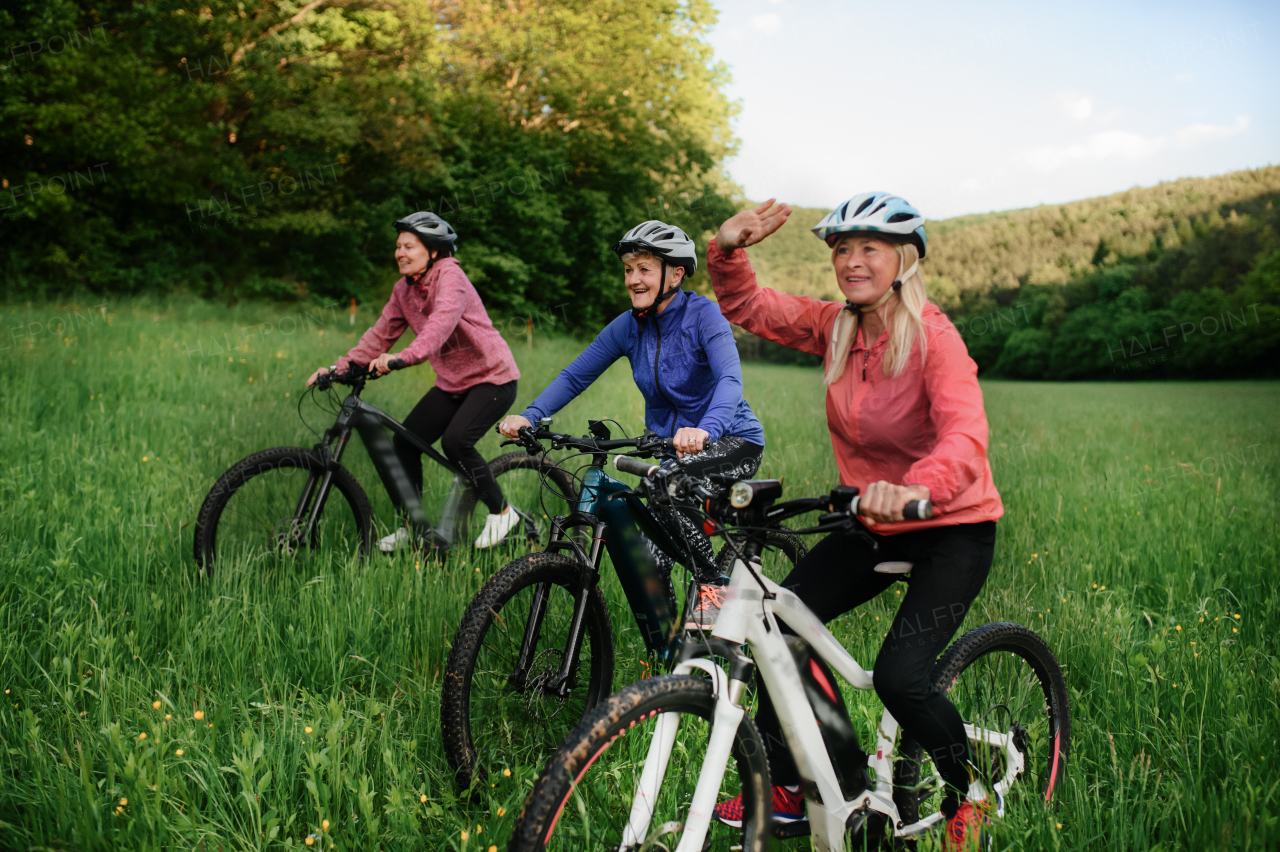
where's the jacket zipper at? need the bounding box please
[652,318,680,434]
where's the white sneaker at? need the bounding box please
[377,527,413,553]
[474,505,522,548]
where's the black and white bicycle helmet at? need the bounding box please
[394,211,458,252]
[612,220,698,275]
[811,192,927,257]
[613,220,698,319]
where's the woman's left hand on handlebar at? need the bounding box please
[860,481,931,525]
[370,352,401,376]
[499,414,532,439]
[306,366,330,387]
[673,427,710,459]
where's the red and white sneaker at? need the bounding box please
[684,584,726,631]
[712,784,805,828]
[944,797,992,852]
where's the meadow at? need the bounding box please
[0,297,1277,851]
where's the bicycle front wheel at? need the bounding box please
[193,447,373,575]
[894,622,1071,829]
[717,527,809,582]
[442,552,613,789]
[510,674,771,852]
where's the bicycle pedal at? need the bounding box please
[772,818,810,839]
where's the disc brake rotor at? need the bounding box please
[523,648,576,718]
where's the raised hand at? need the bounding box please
[714,199,792,252]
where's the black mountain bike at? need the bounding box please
[440,421,806,788]
[193,361,575,573]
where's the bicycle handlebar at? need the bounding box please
[849,494,933,521]
[315,358,406,390]
[504,425,715,459]
[614,456,659,478]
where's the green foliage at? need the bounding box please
[1,299,1278,849]
[0,0,739,326]
[742,167,1280,303]
[947,194,1280,379]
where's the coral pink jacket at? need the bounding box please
[337,258,519,394]
[707,239,1003,534]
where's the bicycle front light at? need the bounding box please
[730,481,754,508]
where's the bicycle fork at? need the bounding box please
[621,657,747,852]
[510,515,607,696]
[285,428,353,551]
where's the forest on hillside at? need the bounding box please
[1,0,737,326]
[740,167,1280,379]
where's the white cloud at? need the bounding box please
[1055,91,1093,121]
[1174,114,1249,147]
[750,13,782,34]
[1025,115,1250,172]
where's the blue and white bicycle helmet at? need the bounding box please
[811,192,927,258]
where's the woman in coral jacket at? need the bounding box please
[706,195,1003,850]
[307,212,522,550]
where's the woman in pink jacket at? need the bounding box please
[307,212,522,550]
[706,195,1003,850]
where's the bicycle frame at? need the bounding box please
[507,461,692,699]
[307,387,536,549]
[624,555,1024,852]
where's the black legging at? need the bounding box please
[753,521,996,818]
[393,380,518,514]
[648,436,764,581]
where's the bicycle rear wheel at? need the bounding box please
[894,622,1071,831]
[509,674,770,852]
[193,447,373,574]
[453,452,579,550]
[442,552,613,789]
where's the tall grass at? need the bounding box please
[0,297,1276,850]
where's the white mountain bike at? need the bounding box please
[509,465,1070,851]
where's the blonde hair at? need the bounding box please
[823,239,927,385]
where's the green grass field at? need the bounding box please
[1,297,1277,851]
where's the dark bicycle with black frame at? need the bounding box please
[440,420,806,788]
[193,360,576,573]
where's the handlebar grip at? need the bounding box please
[903,499,933,521]
[614,456,659,478]
[660,437,717,453]
[849,496,934,521]
[388,358,405,370]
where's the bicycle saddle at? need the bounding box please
[873,561,913,574]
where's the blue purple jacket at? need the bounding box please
[521,290,765,444]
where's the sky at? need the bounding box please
[705,0,1279,220]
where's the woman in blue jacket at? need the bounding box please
[499,220,765,629]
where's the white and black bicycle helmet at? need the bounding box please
[394,211,458,252]
[613,220,698,319]
[811,192,927,257]
[612,220,698,275]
